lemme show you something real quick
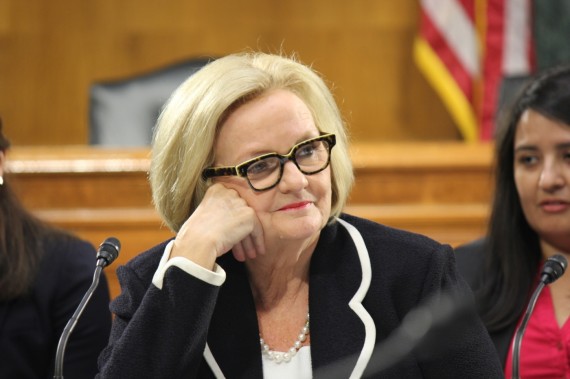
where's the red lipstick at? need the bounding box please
[279,201,311,211]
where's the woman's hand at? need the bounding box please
[170,183,265,270]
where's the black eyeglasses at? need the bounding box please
[202,133,336,191]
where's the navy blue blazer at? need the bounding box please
[98,214,502,378]
[454,238,517,368]
[0,233,112,379]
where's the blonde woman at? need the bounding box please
[97,52,501,378]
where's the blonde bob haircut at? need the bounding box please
[150,52,354,232]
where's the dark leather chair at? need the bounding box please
[89,58,211,146]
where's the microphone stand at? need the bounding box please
[511,254,567,379]
[53,260,105,379]
[510,281,545,379]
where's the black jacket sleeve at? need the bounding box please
[97,256,220,378]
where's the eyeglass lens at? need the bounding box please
[246,139,331,190]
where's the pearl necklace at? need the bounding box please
[259,312,310,363]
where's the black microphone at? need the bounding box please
[96,236,121,268]
[53,237,121,379]
[539,254,567,284]
[511,254,567,379]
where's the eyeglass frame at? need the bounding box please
[202,133,336,191]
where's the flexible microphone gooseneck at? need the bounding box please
[53,237,121,379]
[511,254,567,379]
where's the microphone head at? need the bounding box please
[96,237,121,267]
[541,254,568,284]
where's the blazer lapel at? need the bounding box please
[310,218,375,379]
[206,258,263,379]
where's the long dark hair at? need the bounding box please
[0,119,66,301]
[478,65,570,332]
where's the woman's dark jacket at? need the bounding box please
[0,233,112,378]
[98,214,503,378]
[454,238,516,367]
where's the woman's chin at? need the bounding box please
[275,218,323,241]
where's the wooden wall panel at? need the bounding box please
[0,0,458,147]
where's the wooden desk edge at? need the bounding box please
[6,142,495,174]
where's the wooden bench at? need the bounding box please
[6,142,495,299]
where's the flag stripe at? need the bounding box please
[503,0,532,75]
[421,0,479,76]
[414,37,478,142]
[480,0,504,140]
[420,9,474,100]
[481,0,533,140]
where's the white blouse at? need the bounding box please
[262,346,312,379]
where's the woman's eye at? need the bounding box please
[297,143,317,158]
[518,155,538,165]
[247,158,278,176]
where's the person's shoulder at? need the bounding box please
[119,239,173,278]
[454,238,486,267]
[41,230,96,266]
[339,213,446,252]
[33,231,103,297]
[337,214,458,293]
[338,213,454,275]
[455,237,486,256]
[454,238,487,288]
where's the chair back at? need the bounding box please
[89,58,211,146]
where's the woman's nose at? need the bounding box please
[278,161,308,191]
[539,161,566,191]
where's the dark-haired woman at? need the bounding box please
[0,120,112,378]
[456,65,570,378]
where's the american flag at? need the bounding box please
[414,0,534,141]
